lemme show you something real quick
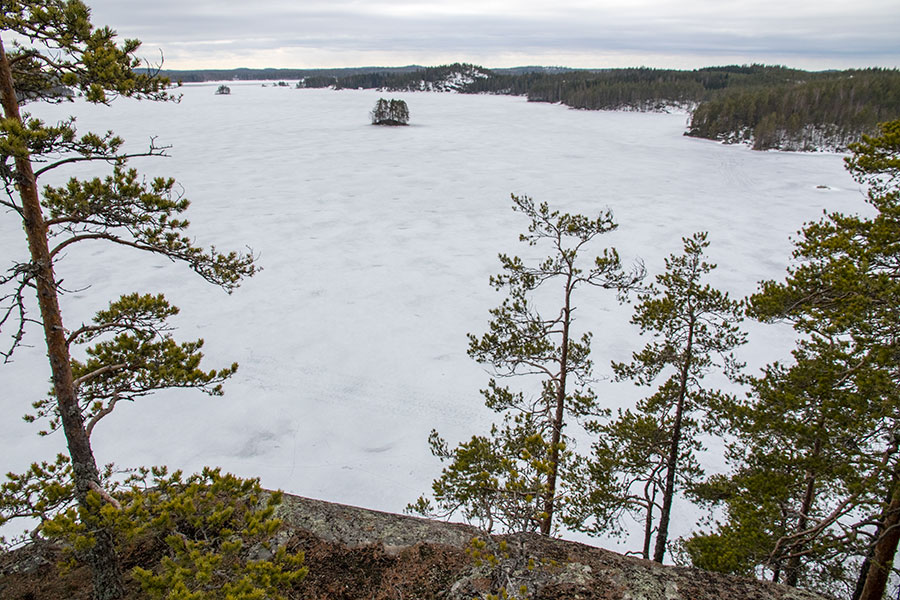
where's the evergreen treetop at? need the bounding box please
[371,97,410,125]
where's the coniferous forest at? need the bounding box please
[167,62,900,151]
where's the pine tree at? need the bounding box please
[389,98,409,123]
[370,97,409,125]
[0,3,255,598]
[566,406,702,559]
[601,232,745,562]
[409,413,557,534]
[2,465,308,599]
[371,97,389,123]
[683,337,889,594]
[411,194,643,535]
[749,120,900,600]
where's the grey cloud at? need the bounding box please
[85,1,899,68]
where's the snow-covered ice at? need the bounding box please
[0,82,868,551]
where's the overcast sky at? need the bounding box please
[85,1,899,71]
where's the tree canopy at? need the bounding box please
[411,195,642,536]
[0,2,255,598]
[682,119,900,598]
[371,97,410,125]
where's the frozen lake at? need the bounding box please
[0,82,867,550]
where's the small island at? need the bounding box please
[215,84,231,95]
[371,98,409,126]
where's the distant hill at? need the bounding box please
[298,63,492,92]
[468,64,900,151]
[152,64,569,83]
[685,68,900,150]
[155,65,425,83]
[490,66,580,75]
[149,63,900,151]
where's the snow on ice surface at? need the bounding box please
[0,82,868,551]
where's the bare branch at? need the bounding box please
[34,144,171,179]
[0,264,38,361]
[50,232,165,260]
[84,394,122,439]
[87,480,121,510]
[73,362,126,388]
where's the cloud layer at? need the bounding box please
[87,1,899,70]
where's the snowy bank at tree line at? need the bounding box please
[0,83,868,552]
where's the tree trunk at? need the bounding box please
[851,479,896,600]
[642,482,657,560]
[785,433,822,587]
[858,479,900,600]
[784,472,816,586]
[541,276,573,536]
[0,35,124,600]
[852,545,876,600]
[653,314,695,563]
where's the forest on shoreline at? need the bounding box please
[158,63,900,152]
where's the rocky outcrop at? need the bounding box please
[0,493,833,600]
[276,493,830,600]
[276,493,479,551]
